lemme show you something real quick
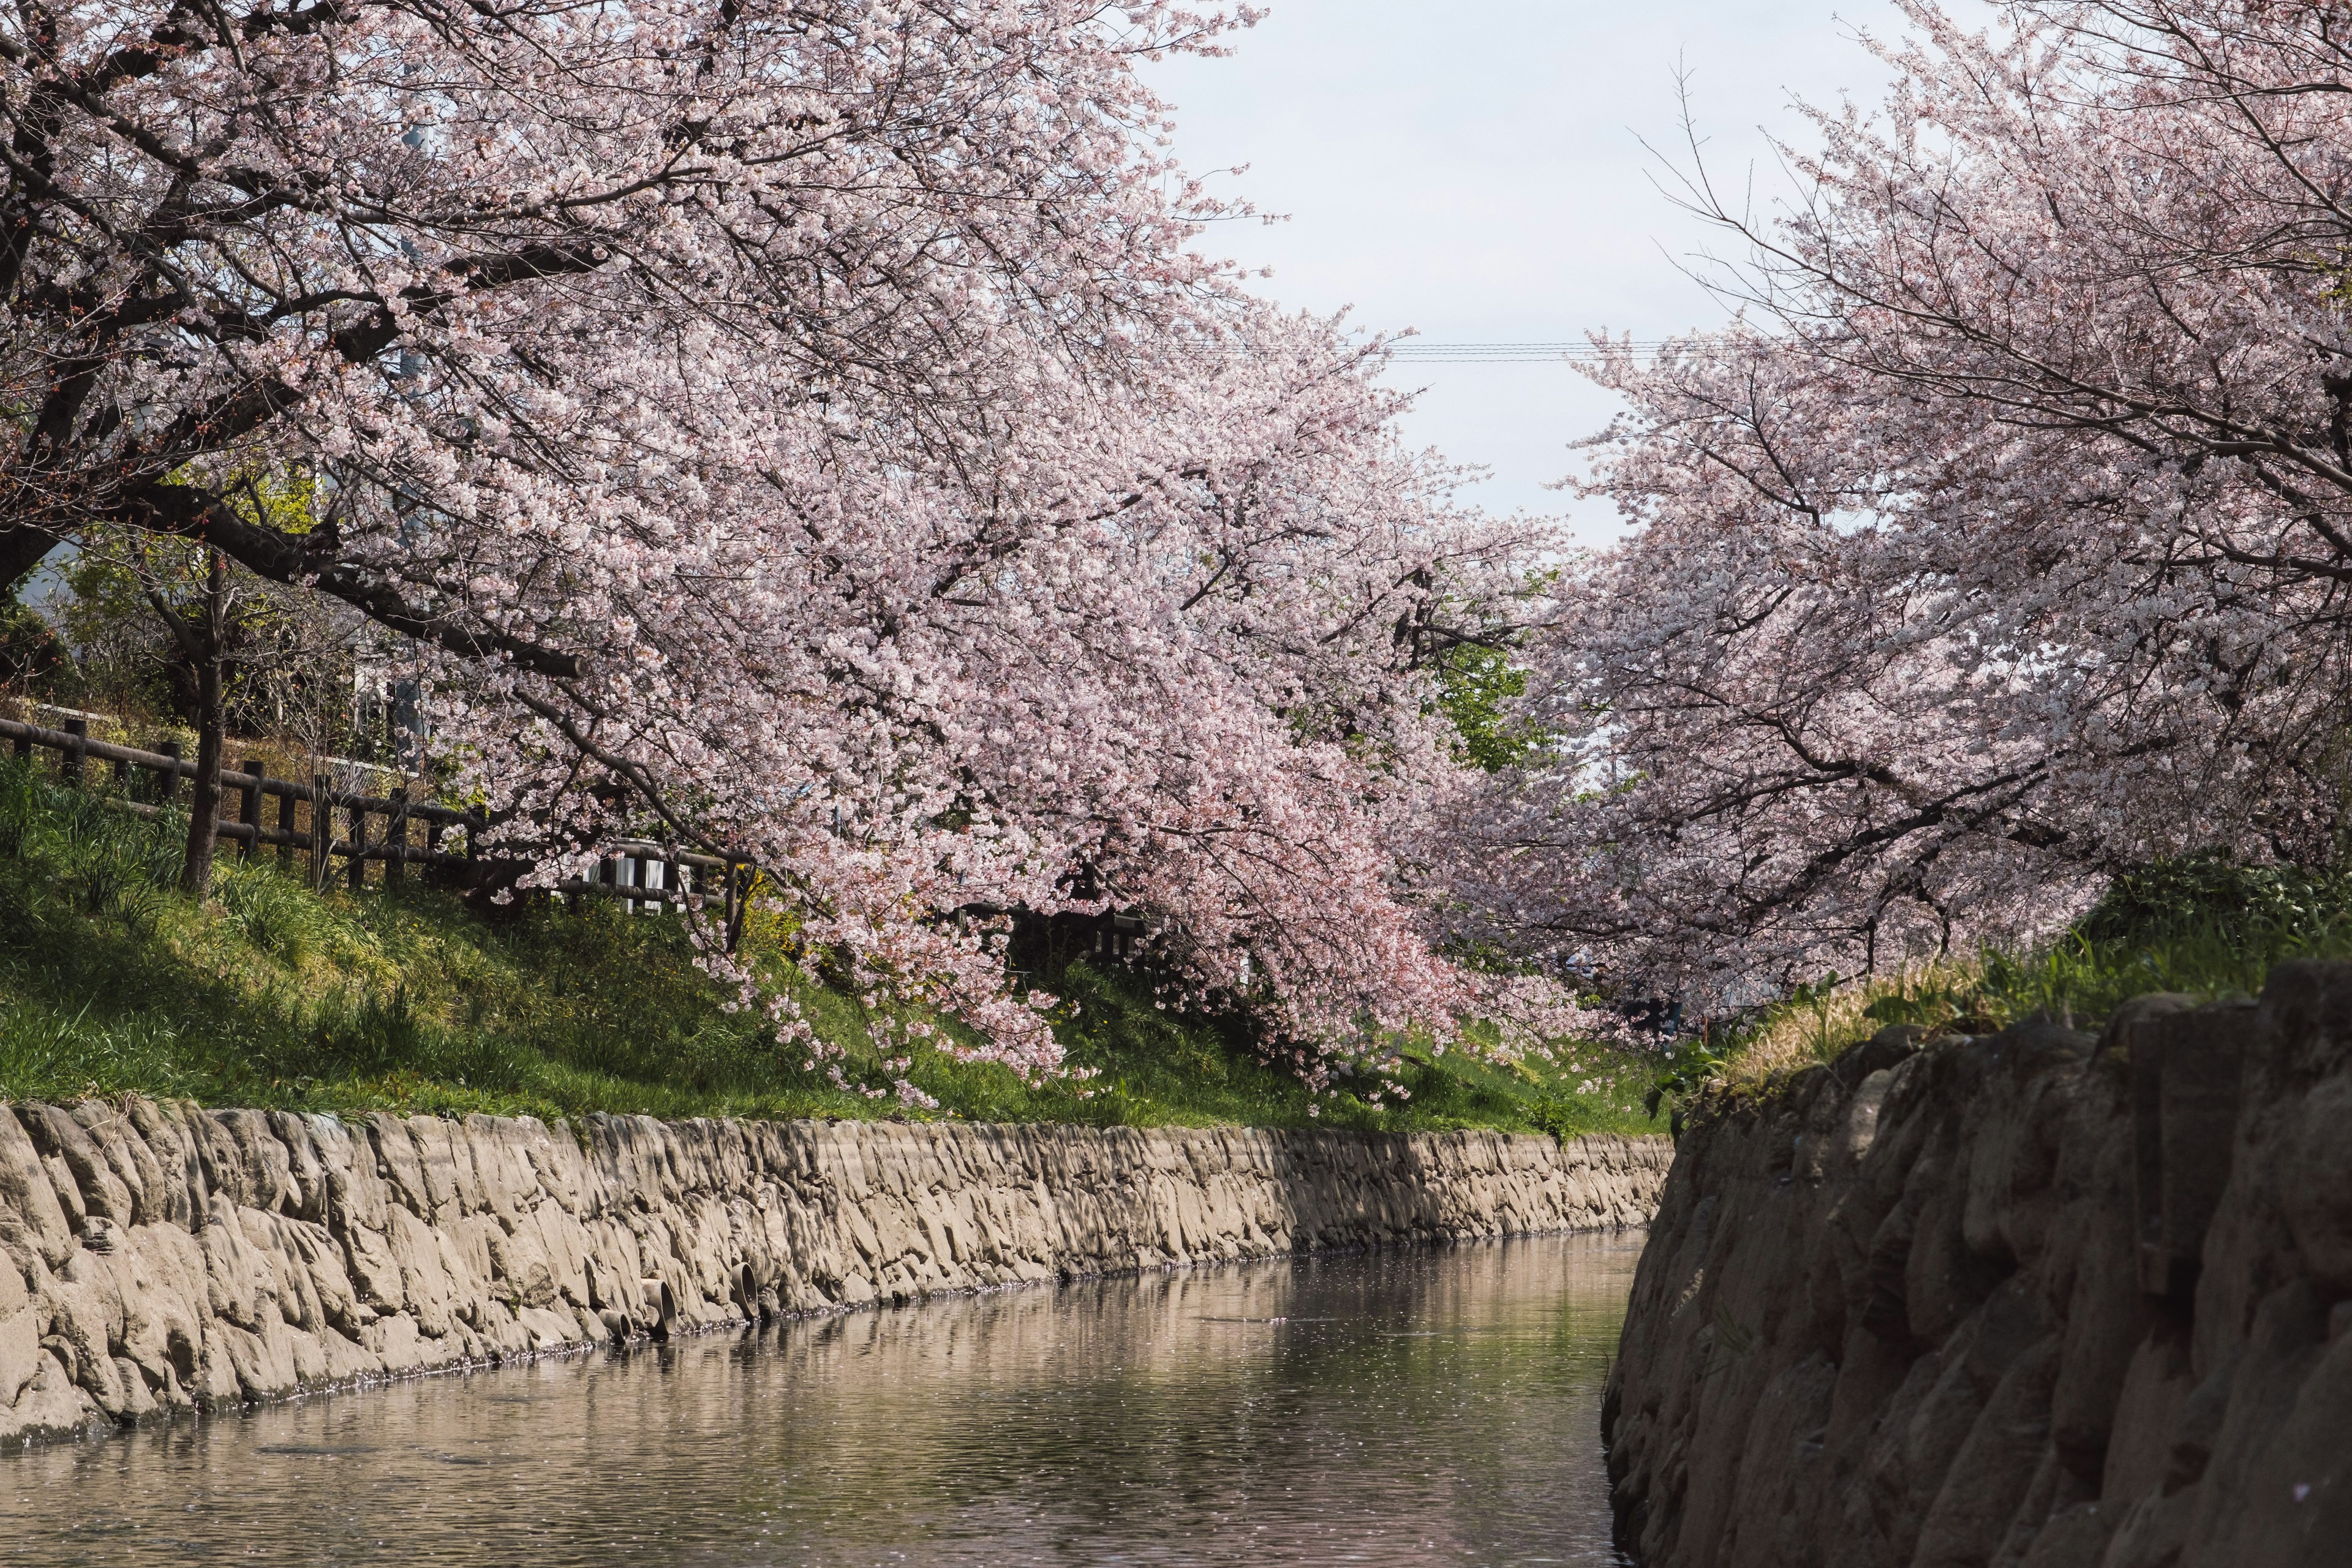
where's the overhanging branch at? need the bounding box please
[127,479,586,681]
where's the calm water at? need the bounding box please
[3,1232,1640,1567]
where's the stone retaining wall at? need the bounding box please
[1604,961,2352,1568]
[0,1103,1668,1446]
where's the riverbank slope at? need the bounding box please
[1604,961,2352,1567]
[0,752,1660,1138]
[0,1101,1668,1446]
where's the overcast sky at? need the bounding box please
[1144,1,1965,539]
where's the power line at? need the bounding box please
[1192,340,1672,364]
[1383,342,1667,363]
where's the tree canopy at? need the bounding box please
[15,0,2349,1075]
[1446,0,2352,1002]
[0,0,1585,1097]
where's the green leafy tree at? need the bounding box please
[1431,643,1545,772]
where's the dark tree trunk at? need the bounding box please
[0,525,57,598]
[179,548,228,897]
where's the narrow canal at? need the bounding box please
[6,1231,1640,1566]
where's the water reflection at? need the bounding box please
[4,1231,1639,1566]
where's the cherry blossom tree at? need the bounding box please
[0,0,1588,1090]
[1449,0,2352,1005]
[422,303,1578,1091]
[0,0,1244,640]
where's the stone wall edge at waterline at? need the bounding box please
[1602,960,2352,1568]
[0,1104,1671,1447]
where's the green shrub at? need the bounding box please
[1717,850,2352,1096]
[2077,851,2352,948]
[0,760,34,857]
[1526,1096,1592,1140]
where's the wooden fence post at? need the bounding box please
[273,786,295,870]
[155,739,181,807]
[386,787,408,886]
[725,858,748,954]
[310,774,331,891]
[238,758,265,860]
[424,816,445,888]
[346,797,369,890]
[62,717,86,786]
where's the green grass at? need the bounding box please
[1700,850,2352,1096]
[0,756,1659,1136]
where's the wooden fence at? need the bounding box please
[0,714,753,946]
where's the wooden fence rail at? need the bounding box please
[1,714,754,945]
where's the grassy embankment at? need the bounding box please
[1691,854,2352,1098]
[0,755,1657,1137]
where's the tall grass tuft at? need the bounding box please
[214,856,313,962]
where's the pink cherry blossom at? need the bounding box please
[0,0,1609,1077]
[1444,1,2352,1005]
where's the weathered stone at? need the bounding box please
[0,1256,39,1407]
[2016,1499,2116,1568]
[20,1104,133,1226]
[0,1110,74,1272]
[214,1110,296,1217]
[72,1103,165,1227]
[2095,1317,2194,1513]
[1912,1334,2061,1567]
[1606,965,2352,1568]
[2278,1076,2352,1296]
[0,1104,1667,1446]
